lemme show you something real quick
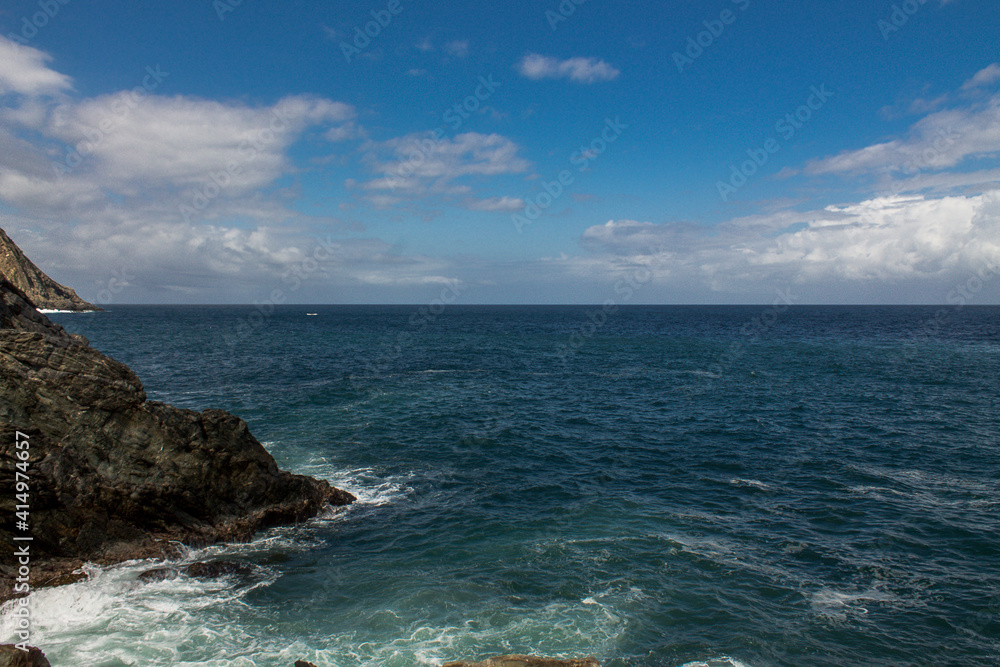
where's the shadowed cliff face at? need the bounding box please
[0,277,354,598]
[0,227,99,312]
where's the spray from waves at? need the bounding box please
[0,462,521,666]
[0,461,419,666]
[809,588,899,620]
[0,558,635,666]
[0,557,278,667]
[302,461,418,508]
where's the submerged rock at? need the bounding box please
[0,645,51,667]
[0,227,99,312]
[442,656,601,667]
[138,561,258,583]
[137,567,180,583]
[184,561,256,579]
[0,272,355,601]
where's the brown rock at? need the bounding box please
[184,561,255,579]
[0,278,76,339]
[0,263,354,602]
[0,227,99,312]
[137,567,180,583]
[0,644,51,667]
[442,656,601,667]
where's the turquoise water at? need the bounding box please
[4,305,999,666]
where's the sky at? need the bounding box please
[1,0,1000,305]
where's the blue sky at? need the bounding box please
[1,0,999,304]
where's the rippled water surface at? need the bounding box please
[5,305,999,666]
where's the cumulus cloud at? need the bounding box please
[0,36,468,302]
[575,192,1000,296]
[0,34,358,229]
[39,94,355,195]
[518,54,620,84]
[3,213,463,303]
[0,37,72,96]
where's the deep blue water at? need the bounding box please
[5,305,999,666]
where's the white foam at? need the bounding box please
[681,369,720,378]
[729,478,772,491]
[0,553,280,665]
[679,658,754,667]
[301,461,417,508]
[810,587,897,619]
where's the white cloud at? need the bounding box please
[962,63,1000,90]
[445,40,469,58]
[576,192,1000,295]
[3,212,464,303]
[0,37,72,96]
[0,85,357,221]
[806,93,1000,175]
[463,196,525,212]
[45,94,353,192]
[0,37,466,302]
[882,167,1000,195]
[517,54,620,84]
[360,131,531,205]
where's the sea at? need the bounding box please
[3,305,999,666]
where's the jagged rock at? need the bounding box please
[184,561,255,579]
[0,645,51,667]
[0,272,354,602]
[137,567,180,583]
[442,656,601,667]
[39,570,88,587]
[139,560,258,583]
[0,278,76,339]
[0,227,99,312]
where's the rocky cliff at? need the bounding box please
[0,227,99,312]
[0,276,354,598]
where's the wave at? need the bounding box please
[1,556,630,666]
[728,478,773,491]
[38,309,97,314]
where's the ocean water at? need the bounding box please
[4,305,999,666]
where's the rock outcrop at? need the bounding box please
[0,644,50,667]
[0,227,99,312]
[442,656,601,667]
[0,276,354,600]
